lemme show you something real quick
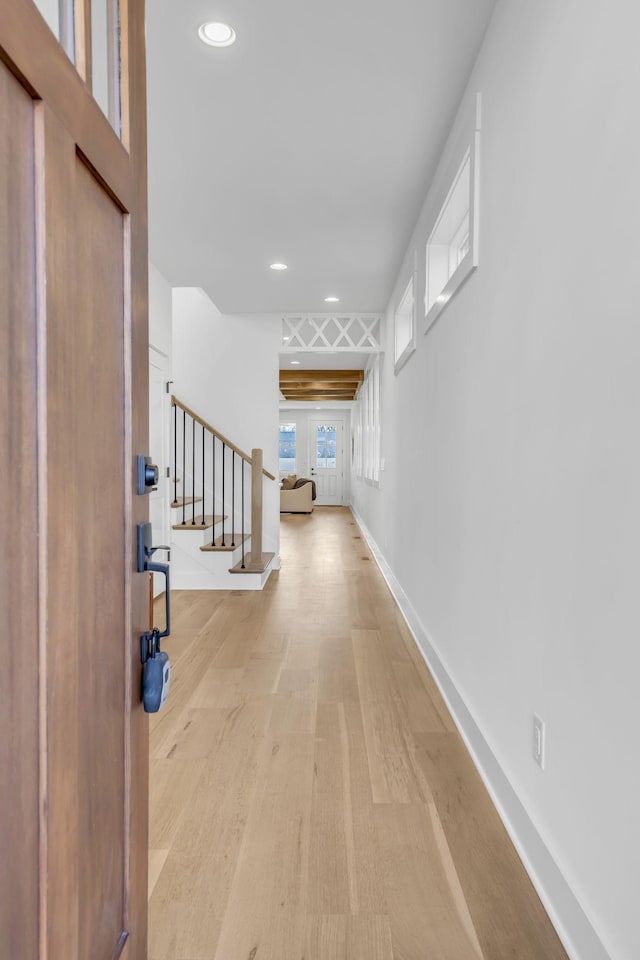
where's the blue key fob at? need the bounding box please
[142,631,171,713]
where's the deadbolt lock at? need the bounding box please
[136,454,159,494]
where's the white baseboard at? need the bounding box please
[349,504,610,960]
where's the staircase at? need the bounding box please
[169,396,277,590]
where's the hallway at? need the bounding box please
[148,507,567,959]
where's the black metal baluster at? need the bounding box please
[221,443,226,547]
[191,418,196,525]
[231,452,236,546]
[181,409,186,525]
[212,434,216,546]
[201,425,206,525]
[241,459,245,569]
[172,402,177,505]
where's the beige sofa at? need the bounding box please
[280,481,314,514]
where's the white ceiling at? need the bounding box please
[146,0,496,315]
[279,351,372,371]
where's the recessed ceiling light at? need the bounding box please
[324,296,340,303]
[283,336,290,341]
[198,22,236,47]
[270,262,288,271]
[290,360,301,365]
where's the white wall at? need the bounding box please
[148,262,173,595]
[149,261,173,357]
[172,289,281,556]
[280,407,351,503]
[352,3,640,959]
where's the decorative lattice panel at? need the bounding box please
[281,315,382,351]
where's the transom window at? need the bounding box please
[425,152,471,315]
[394,268,416,373]
[424,93,481,332]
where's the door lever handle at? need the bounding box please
[137,522,171,640]
[148,545,170,560]
[145,560,170,640]
[137,522,172,713]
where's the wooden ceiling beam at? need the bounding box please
[281,390,355,398]
[282,386,358,394]
[282,396,356,401]
[280,368,364,402]
[281,382,360,392]
[279,369,364,383]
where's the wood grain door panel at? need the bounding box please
[43,105,127,958]
[0,56,39,960]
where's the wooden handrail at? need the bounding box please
[171,395,276,481]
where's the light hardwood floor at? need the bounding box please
[149,507,568,960]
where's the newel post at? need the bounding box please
[250,448,263,565]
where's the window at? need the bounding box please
[315,425,337,468]
[425,93,481,332]
[353,357,380,483]
[279,422,296,473]
[394,267,416,373]
[91,0,122,135]
[33,0,75,60]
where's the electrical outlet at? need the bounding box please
[533,714,546,770]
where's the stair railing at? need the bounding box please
[171,396,275,570]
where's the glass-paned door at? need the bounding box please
[310,421,343,505]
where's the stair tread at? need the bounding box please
[229,552,275,574]
[172,514,226,531]
[171,496,203,508]
[200,533,251,553]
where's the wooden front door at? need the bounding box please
[0,2,149,958]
